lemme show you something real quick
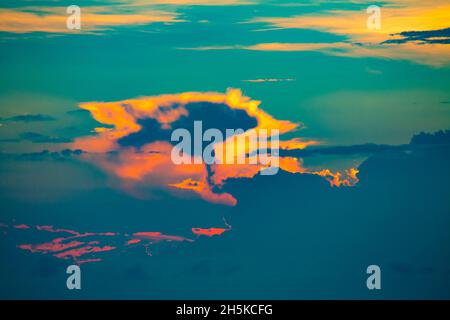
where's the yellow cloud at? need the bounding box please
[0,0,255,34]
[0,7,180,34]
[181,41,450,67]
[243,1,450,66]
[245,42,450,67]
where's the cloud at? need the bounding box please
[19,132,71,143]
[383,27,450,44]
[279,130,450,163]
[0,6,180,34]
[248,2,450,43]
[301,89,450,145]
[283,143,408,158]
[0,114,55,122]
[410,129,450,145]
[365,67,382,75]
[0,0,256,35]
[3,219,231,265]
[191,1,450,66]
[71,89,357,205]
[14,149,85,161]
[242,78,295,83]
[185,41,450,67]
[3,127,450,298]
[192,227,229,236]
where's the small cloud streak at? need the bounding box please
[192,218,232,237]
[242,78,295,83]
[3,220,231,264]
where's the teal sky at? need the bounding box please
[1,0,450,300]
[1,0,449,152]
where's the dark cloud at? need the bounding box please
[282,143,408,158]
[15,149,85,161]
[410,129,450,145]
[282,129,450,158]
[0,114,56,122]
[118,102,258,150]
[383,27,450,44]
[2,130,450,298]
[19,132,71,143]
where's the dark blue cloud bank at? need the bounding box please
[383,27,450,44]
[0,130,449,299]
[0,114,56,123]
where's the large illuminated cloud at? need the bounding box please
[72,88,357,206]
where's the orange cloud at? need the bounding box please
[279,138,319,150]
[192,217,231,236]
[181,1,450,67]
[18,240,85,254]
[187,41,450,67]
[0,0,257,34]
[242,42,450,67]
[72,89,358,206]
[0,7,180,34]
[169,178,237,205]
[54,245,116,259]
[244,1,450,66]
[132,232,192,242]
[7,220,229,264]
[250,3,450,43]
[314,168,359,187]
[192,227,228,236]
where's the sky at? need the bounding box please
[0,0,449,299]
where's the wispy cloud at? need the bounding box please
[249,1,450,43]
[0,6,180,34]
[0,0,256,35]
[184,41,450,67]
[0,114,55,122]
[1,220,230,265]
[182,1,450,66]
[242,78,295,83]
[242,1,450,66]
